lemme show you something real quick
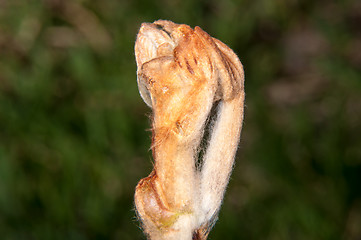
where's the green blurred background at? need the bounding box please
[0,0,361,239]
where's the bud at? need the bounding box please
[134,20,245,240]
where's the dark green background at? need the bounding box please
[1,0,360,239]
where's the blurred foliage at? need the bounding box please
[0,0,361,239]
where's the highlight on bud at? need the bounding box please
[134,20,245,240]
